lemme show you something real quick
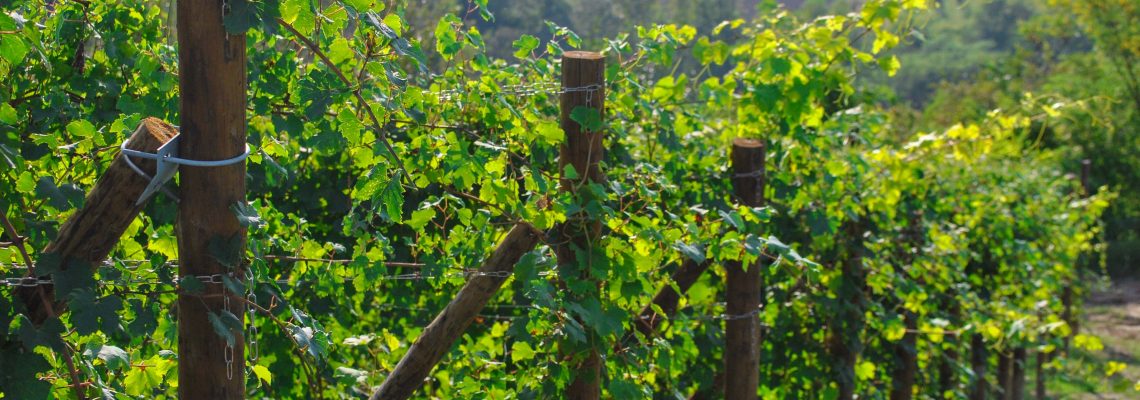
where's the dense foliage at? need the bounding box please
[0,0,1119,398]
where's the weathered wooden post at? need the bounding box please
[890,209,923,400]
[15,118,177,324]
[370,224,542,400]
[555,50,605,400]
[997,350,1013,400]
[1011,347,1026,400]
[1035,351,1046,399]
[970,334,988,400]
[175,1,248,398]
[939,303,961,395]
[1061,159,1092,354]
[831,219,866,400]
[724,138,765,400]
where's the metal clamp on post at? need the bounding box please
[120,133,250,205]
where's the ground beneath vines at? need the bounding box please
[1053,278,1140,399]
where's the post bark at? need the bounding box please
[15,119,177,325]
[891,209,923,400]
[970,334,988,400]
[175,1,248,398]
[1035,350,1045,399]
[831,219,866,400]
[369,224,543,400]
[1011,347,1026,400]
[890,312,918,400]
[555,51,606,400]
[997,350,1012,400]
[939,301,962,395]
[724,138,765,400]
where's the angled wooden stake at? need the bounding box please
[15,118,177,325]
[370,223,542,400]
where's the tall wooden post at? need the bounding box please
[556,51,605,400]
[1034,351,1046,399]
[831,219,866,400]
[939,301,961,395]
[997,350,1013,400]
[891,209,922,400]
[724,138,765,400]
[175,1,247,398]
[970,334,988,400]
[1011,347,1026,400]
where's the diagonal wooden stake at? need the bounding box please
[15,118,177,325]
[370,223,543,400]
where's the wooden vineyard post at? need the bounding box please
[14,119,177,325]
[970,332,988,400]
[724,138,765,400]
[175,1,248,398]
[1035,351,1046,399]
[1062,158,1092,354]
[997,350,1012,399]
[370,224,542,400]
[890,209,923,400]
[831,219,866,400]
[555,50,605,400]
[939,302,962,394]
[1011,347,1026,400]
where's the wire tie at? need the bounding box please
[120,133,250,205]
[733,170,764,179]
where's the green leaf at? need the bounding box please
[123,364,163,395]
[855,360,876,380]
[252,364,273,386]
[510,341,535,362]
[66,120,95,139]
[231,202,265,229]
[0,36,27,65]
[179,275,206,294]
[569,106,603,132]
[363,12,427,72]
[207,310,243,347]
[69,290,123,335]
[406,207,436,231]
[16,316,67,353]
[512,34,539,59]
[377,171,404,223]
[86,345,130,370]
[16,171,34,193]
[673,241,706,263]
[207,233,244,269]
[342,0,380,12]
[0,347,52,398]
[0,103,17,125]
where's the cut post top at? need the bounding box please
[563,50,604,60]
[732,137,764,149]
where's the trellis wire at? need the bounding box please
[435,82,602,104]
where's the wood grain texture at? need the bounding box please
[175,1,247,398]
[16,118,177,325]
[725,138,765,400]
[556,51,606,400]
[369,224,542,400]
